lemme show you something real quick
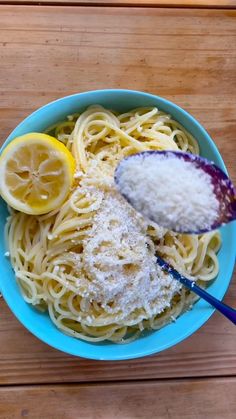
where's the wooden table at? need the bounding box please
[0,1,236,418]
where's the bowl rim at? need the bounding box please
[0,89,235,360]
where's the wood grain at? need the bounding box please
[1,378,236,419]
[0,5,235,386]
[1,1,236,9]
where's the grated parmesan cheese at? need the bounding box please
[79,192,181,320]
[74,171,83,179]
[115,153,219,233]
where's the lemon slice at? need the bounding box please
[0,133,75,215]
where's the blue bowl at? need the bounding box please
[0,90,235,360]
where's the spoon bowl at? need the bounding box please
[115,150,236,234]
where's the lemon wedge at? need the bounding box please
[0,133,75,215]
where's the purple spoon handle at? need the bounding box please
[156,255,236,325]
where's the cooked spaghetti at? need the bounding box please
[5,106,221,342]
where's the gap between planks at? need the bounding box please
[0,373,236,388]
[0,1,236,10]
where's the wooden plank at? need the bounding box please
[0,5,235,385]
[0,1,236,10]
[0,378,236,419]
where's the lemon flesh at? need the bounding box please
[0,133,75,215]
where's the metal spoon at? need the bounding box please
[114,150,236,234]
[156,255,236,325]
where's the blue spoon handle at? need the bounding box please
[156,255,236,325]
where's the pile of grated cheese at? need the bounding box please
[115,153,219,233]
[80,192,181,322]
